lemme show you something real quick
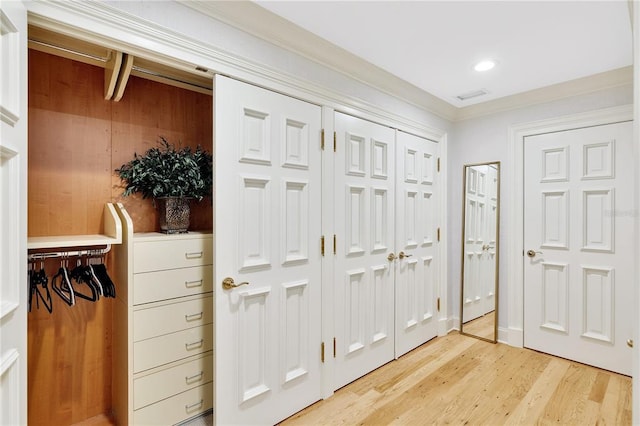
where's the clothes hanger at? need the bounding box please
[29,260,53,313]
[91,258,115,298]
[52,256,75,306]
[70,258,98,302]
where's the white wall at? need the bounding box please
[448,84,633,334]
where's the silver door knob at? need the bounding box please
[526,249,543,258]
[222,277,249,290]
[398,251,413,260]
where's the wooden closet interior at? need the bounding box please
[27,25,213,425]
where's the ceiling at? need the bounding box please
[253,1,633,108]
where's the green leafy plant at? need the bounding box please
[115,136,213,201]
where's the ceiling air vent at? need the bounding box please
[456,89,488,101]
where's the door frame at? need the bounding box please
[506,104,633,348]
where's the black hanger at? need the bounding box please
[70,259,98,302]
[52,257,75,306]
[91,262,115,298]
[29,261,53,313]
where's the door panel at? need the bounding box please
[334,112,395,389]
[395,131,439,357]
[214,75,322,424]
[523,121,633,375]
[0,2,27,425]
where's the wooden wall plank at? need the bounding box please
[27,49,213,425]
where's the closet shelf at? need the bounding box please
[27,203,122,250]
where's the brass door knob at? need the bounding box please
[527,249,543,258]
[387,252,397,261]
[627,339,634,348]
[398,251,413,260]
[222,277,249,290]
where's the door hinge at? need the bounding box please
[321,341,325,363]
[333,131,337,152]
[333,234,337,255]
[437,227,441,242]
[333,337,336,358]
[321,236,325,256]
[321,129,325,150]
[437,297,441,312]
[437,157,441,172]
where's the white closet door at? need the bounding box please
[523,121,633,375]
[394,131,440,357]
[0,1,28,425]
[334,112,395,389]
[214,75,323,425]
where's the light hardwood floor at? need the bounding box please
[462,311,495,341]
[281,332,631,425]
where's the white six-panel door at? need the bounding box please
[523,121,633,375]
[333,112,396,389]
[214,75,323,424]
[0,1,28,425]
[395,131,439,357]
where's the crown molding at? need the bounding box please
[180,0,458,121]
[455,66,633,121]
[184,1,633,123]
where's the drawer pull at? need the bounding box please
[185,371,204,384]
[185,251,203,259]
[185,279,203,288]
[185,399,204,412]
[185,339,204,350]
[185,312,204,321]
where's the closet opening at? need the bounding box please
[27,23,213,426]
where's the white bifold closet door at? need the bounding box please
[333,114,440,389]
[394,131,440,358]
[333,112,396,389]
[214,75,323,425]
[523,121,633,376]
[0,1,28,425]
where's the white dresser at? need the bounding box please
[113,204,214,425]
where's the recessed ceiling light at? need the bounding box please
[474,60,496,72]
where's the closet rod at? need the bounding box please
[28,38,109,62]
[29,38,211,92]
[28,244,112,262]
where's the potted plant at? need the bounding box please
[115,136,213,233]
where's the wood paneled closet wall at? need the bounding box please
[27,48,213,425]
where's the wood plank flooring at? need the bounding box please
[281,332,631,425]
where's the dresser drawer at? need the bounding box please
[134,324,213,373]
[133,236,212,273]
[133,353,213,410]
[133,382,213,425]
[133,266,213,305]
[134,296,213,342]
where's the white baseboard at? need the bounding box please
[507,327,524,348]
[497,327,509,344]
[439,317,453,336]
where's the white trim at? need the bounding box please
[320,106,335,400]
[0,349,19,376]
[181,1,633,124]
[438,133,449,337]
[506,104,633,349]
[456,67,632,122]
[180,0,458,122]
